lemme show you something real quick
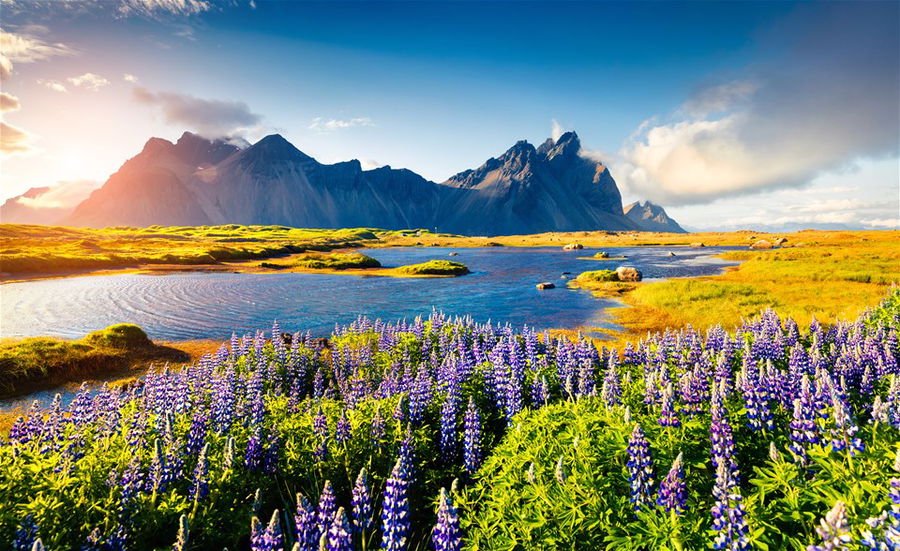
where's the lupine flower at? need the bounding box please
[313,410,329,462]
[439,393,458,463]
[13,515,38,551]
[711,462,750,551]
[295,494,318,551]
[190,443,210,501]
[657,452,686,514]
[381,458,411,551]
[352,467,374,533]
[251,510,285,551]
[326,508,353,551]
[317,481,337,538]
[658,383,681,427]
[626,424,655,510]
[335,412,351,444]
[806,501,852,551]
[555,456,566,484]
[432,487,462,551]
[789,376,819,465]
[463,398,482,475]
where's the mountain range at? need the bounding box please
[2,131,686,235]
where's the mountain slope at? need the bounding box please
[437,132,638,234]
[624,200,686,233]
[56,130,683,235]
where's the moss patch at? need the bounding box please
[395,260,470,276]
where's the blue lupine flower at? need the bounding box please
[381,458,411,551]
[295,494,318,551]
[432,487,462,551]
[463,398,482,475]
[326,507,353,551]
[806,501,852,551]
[352,467,374,533]
[626,424,655,510]
[317,480,337,538]
[711,462,750,551]
[657,452,686,514]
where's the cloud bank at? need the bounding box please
[309,117,374,131]
[0,27,75,79]
[614,3,899,206]
[133,86,262,138]
[0,122,34,155]
[0,92,21,112]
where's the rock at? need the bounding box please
[563,243,584,250]
[448,252,459,256]
[690,242,705,247]
[750,240,773,250]
[667,251,676,257]
[560,275,568,279]
[562,271,572,275]
[594,251,610,258]
[536,282,556,290]
[774,237,788,245]
[615,266,642,282]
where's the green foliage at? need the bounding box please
[83,324,151,349]
[261,252,382,270]
[396,260,470,276]
[576,270,619,282]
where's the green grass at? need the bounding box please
[0,324,188,398]
[260,252,381,270]
[0,224,419,275]
[395,260,470,276]
[576,269,620,282]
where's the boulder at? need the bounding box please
[594,251,610,258]
[563,243,584,250]
[750,240,773,250]
[616,266,642,282]
[448,252,459,256]
[536,282,556,290]
[690,242,705,247]
[774,237,788,245]
[667,251,676,257]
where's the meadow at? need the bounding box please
[2,289,898,550]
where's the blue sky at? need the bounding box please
[1,0,897,230]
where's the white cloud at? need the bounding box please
[0,92,20,111]
[0,27,76,79]
[613,4,898,206]
[550,119,565,141]
[308,117,374,131]
[123,73,139,83]
[0,121,35,155]
[67,72,110,91]
[117,0,212,17]
[36,79,68,93]
[133,86,263,138]
[862,218,899,229]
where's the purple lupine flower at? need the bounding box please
[295,494,319,551]
[432,487,462,551]
[601,354,622,406]
[190,443,210,501]
[439,393,458,464]
[829,391,864,455]
[245,426,265,471]
[326,507,353,551]
[806,501,852,551]
[626,424,655,510]
[352,467,374,533]
[13,515,38,551]
[335,412,351,444]
[463,398,482,475]
[317,480,338,537]
[711,462,750,551]
[251,510,285,551]
[658,383,681,427]
[381,458,411,551]
[313,409,329,462]
[789,375,819,465]
[371,407,386,445]
[657,452,686,514]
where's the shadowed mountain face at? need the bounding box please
[624,200,686,233]
[61,131,683,235]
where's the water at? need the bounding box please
[1,246,737,341]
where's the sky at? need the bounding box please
[0,0,897,231]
